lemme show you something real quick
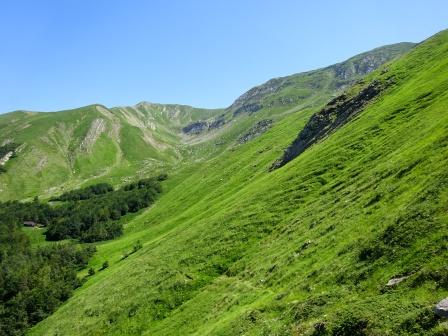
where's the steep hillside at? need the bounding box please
[27,30,448,336]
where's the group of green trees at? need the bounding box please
[0,175,166,335]
[0,176,165,243]
[50,182,114,201]
[46,177,163,242]
[0,214,96,336]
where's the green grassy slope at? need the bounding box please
[0,104,223,200]
[28,30,448,335]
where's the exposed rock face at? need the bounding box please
[209,116,225,130]
[182,121,209,134]
[229,77,282,112]
[238,119,273,144]
[79,118,106,152]
[0,151,13,166]
[435,298,448,318]
[271,79,390,170]
[182,116,226,135]
[0,142,19,168]
[333,54,389,80]
[233,103,263,116]
[228,78,284,117]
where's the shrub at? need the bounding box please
[312,322,328,335]
[101,261,109,270]
[399,307,440,333]
[157,173,168,181]
[133,240,143,253]
[331,314,368,336]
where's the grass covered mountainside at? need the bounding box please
[1,30,448,335]
[0,103,222,200]
[0,42,413,202]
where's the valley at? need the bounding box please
[1,30,447,336]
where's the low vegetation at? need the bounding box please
[0,213,96,336]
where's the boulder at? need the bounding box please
[435,298,448,318]
[386,275,409,286]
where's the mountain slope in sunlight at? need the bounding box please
[26,31,448,335]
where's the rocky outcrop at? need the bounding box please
[182,121,209,135]
[271,79,391,170]
[386,275,410,286]
[0,142,19,168]
[0,151,13,166]
[209,116,226,130]
[232,103,263,116]
[182,116,226,135]
[238,119,273,144]
[0,144,19,174]
[79,118,106,152]
[435,298,448,318]
[332,54,390,80]
[330,42,415,81]
[228,78,283,117]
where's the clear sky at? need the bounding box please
[0,0,447,113]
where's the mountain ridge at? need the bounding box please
[0,42,414,201]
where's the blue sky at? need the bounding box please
[0,0,447,113]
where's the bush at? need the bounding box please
[331,314,368,336]
[88,267,95,276]
[399,307,440,333]
[358,243,384,261]
[133,240,143,253]
[157,173,168,181]
[312,322,328,335]
[101,261,109,270]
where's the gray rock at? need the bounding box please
[209,116,225,130]
[237,119,273,144]
[182,116,226,135]
[386,276,409,286]
[182,121,209,134]
[435,298,448,318]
